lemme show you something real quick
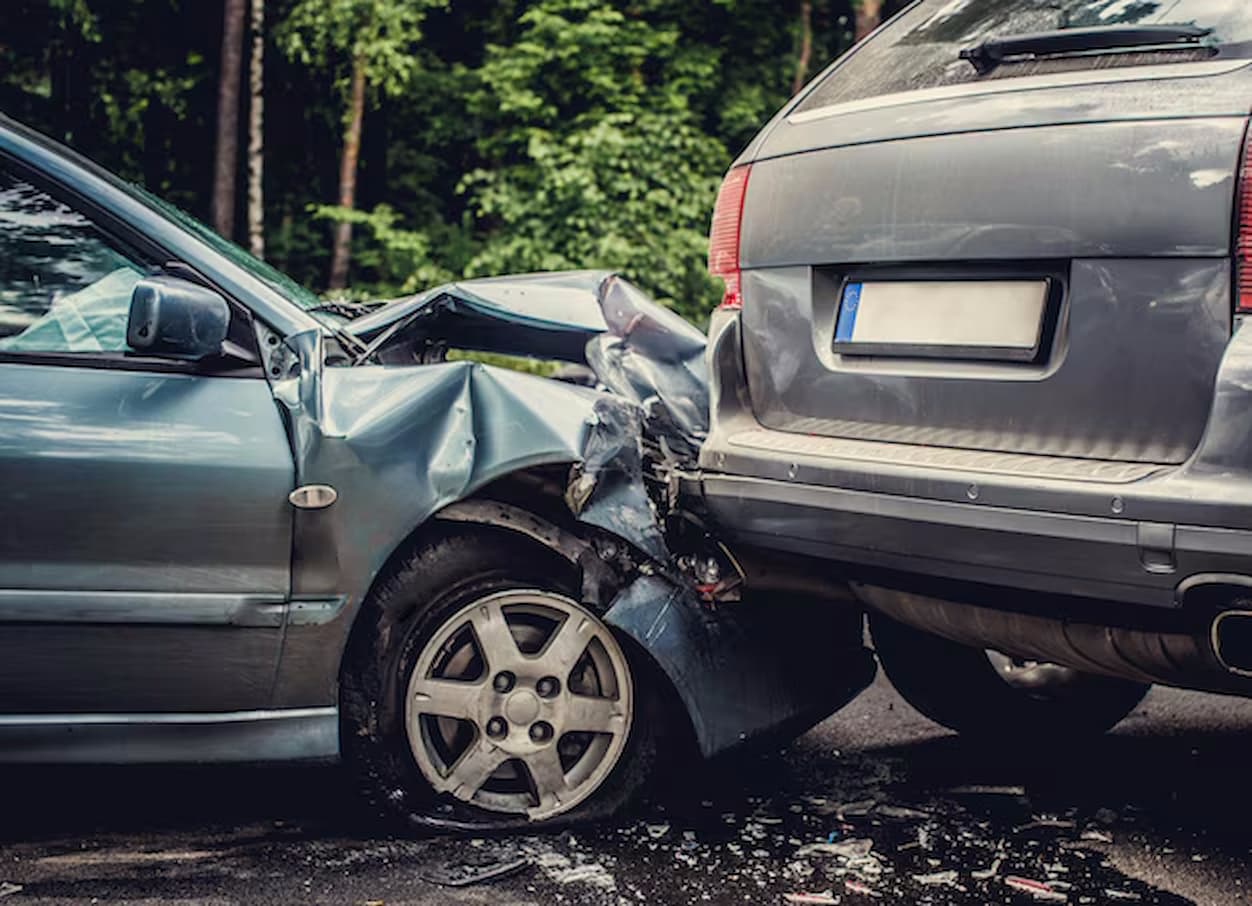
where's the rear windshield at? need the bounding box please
[796,0,1252,114]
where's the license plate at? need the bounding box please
[834,279,1050,361]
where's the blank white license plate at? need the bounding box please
[834,279,1049,361]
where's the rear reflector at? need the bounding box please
[708,165,751,310]
[1238,125,1252,313]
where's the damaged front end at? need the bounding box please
[275,271,873,783]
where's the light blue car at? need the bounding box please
[0,114,875,830]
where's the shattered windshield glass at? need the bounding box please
[796,0,1252,113]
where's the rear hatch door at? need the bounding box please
[738,0,1252,467]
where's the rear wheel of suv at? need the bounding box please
[870,612,1151,738]
[340,526,663,831]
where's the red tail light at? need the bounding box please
[1238,125,1252,313]
[708,165,751,310]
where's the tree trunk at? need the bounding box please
[212,0,246,238]
[792,0,813,95]
[328,55,367,290]
[246,0,265,259]
[855,0,884,41]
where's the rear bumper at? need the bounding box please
[699,471,1252,609]
[697,311,1252,613]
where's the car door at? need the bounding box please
[0,161,296,715]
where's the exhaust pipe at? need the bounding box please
[853,582,1252,695]
[1212,610,1252,677]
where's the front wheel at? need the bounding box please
[340,528,662,831]
[870,611,1151,738]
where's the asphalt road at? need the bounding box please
[2,672,1251,906]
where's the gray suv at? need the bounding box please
[698,0,1252,736]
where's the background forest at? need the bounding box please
[0,0,906,321]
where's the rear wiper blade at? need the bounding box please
[959,24,1211,75]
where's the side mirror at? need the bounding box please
[126,275,230,360]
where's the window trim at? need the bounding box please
[0,153,265,378]
[0,349,263,378]
[789,56,1251,125]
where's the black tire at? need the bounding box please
[870,611,1151,738]
[340,525,664,832]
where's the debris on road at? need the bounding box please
[0,883,21,898]
[646,821,671,839]
[418,850,530,887]
[948,785,1028,797]
[798,837,874,859]
[531,849,620,892]
[875,805,930,821]
[845,878,880,897]
[828,799,877,819]
[913,869,960,887]
[554,862,617,886]
[1016,818,1078,833]
[784,891,839,904]
[1005,875,1068,901]
[971,857,1003,880]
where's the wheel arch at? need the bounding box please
[278,461,866,771]
[331,464,693,726]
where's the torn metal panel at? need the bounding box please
[347,270,709,462]
[435,499,620,607]
[584,276,709,464]
[565,395,672,565]
[604,575,876,758]
[348,270,615,362]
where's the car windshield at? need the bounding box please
[130,185,326,314]
[795,0,1252,114]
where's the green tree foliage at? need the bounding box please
[0,0,905,320]
[279,0,447,287]
[457,0,730,317]
[279,0,442,99]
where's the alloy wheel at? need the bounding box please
[405,589,633,821]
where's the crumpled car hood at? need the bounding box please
[348,270,614,359]
[346,270,710,463]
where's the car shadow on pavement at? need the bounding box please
[0,762,357,841]
[0,691,1249,904]
[2,722,1249,840]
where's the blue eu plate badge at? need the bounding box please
[835,282,862,342]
